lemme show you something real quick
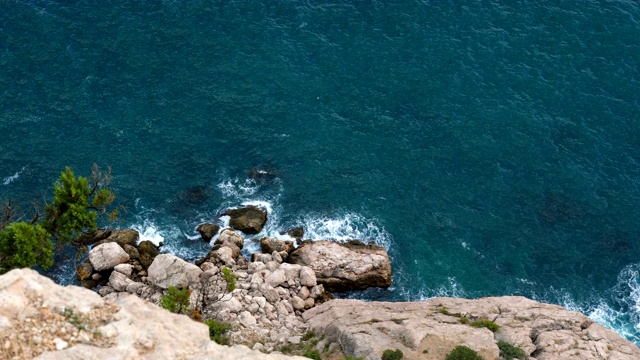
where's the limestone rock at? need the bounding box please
[223,206,267,234]
[299,266,317,287]
[303,297,640,360]
[147,254,202,289]
[260,237,295,254]
[288,240,391,291]
[89,242,130,272]
[265,269,286,288]
[197,223,220,242]
[215,228,245,249]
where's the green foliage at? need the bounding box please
[497,340,526,360]
[459,316,469,324]
[445,346,484,360]
[161,286,191,314]
[204,319,232,345]
[470,319,500,332]
[44,167,97,243]
[221,266,237,292]
[303,349,321,360]
[438,306,450,315]
[302,331,316,342]
[381,349,403,360]
[0,222,53,274]
[343,356,364,360]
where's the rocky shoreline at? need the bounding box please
[0,205,639,359]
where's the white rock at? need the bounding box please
[113,263,133,277]
[298,286,310,300]
[291,296,305,311]
[288,336,301,345]
[279,263,301,282]
[299,266,317,287]
[253,296,267,309]
[53,338,68,350]
[265,269,286,287]
[265,261,279,272]
[304,298,315,309]
[89,243,130,272]
[271,251,283,264]
[239,311,257,328]
[109,271,132,292]
[147,254,202,289]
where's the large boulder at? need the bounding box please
[303,297,640,360]
[147,254,202,289]
[287,240,392,291]
[260,237,294,254]
[197,223,220,242]
[223,206,267,234]
[138,240,159,269]
[94,229,139,248]
[88,242,130,272]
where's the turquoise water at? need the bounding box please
[2,0,640,344]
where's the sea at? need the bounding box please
[2,0,640,346]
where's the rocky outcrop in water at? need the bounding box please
[0,268,302,360]
[303,297,640,360]
[223,206,268,234]
[287,240,392,291]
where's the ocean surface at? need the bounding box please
[2,0,640,345]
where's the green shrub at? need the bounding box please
[497,340,526,360]
[302,331,316,341]
[459,316,469,324]
[222,267,237,292]
[303,349,321,360]
[343,356,364,360]
[0,222,53,274]
[445,346,484,360]
[470,319,499,332]
[381,349,403,360]
[204,319,232,345]
[161,286,191,314]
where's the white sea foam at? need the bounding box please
[299,212,391,249]
[217,177,259,198]
[132,221,166,247]
[3,166,25,185]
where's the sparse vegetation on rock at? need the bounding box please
[446,345,484,360]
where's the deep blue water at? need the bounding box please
[2,0,640,344]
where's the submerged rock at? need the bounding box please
[223,206,268,234]
[287,240,392,291]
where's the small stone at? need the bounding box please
[114,263,133,277]
[310,284,324,299]
[289,336,301,345]
[239,311,257,328]
[299,266,317,287]
[291,296,305,310]
[53,338,68,350]
[304,297,315,309]
[299,286,310,300]
[272,251,283,263]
